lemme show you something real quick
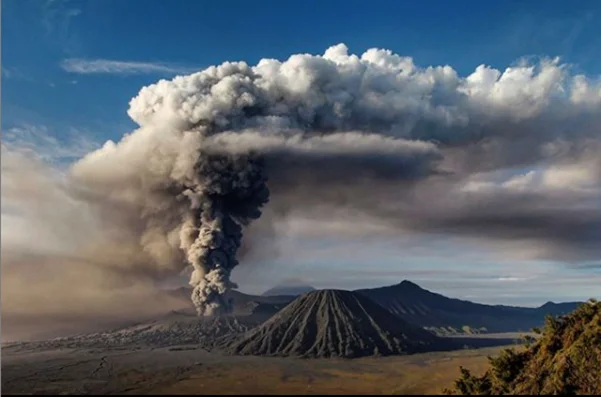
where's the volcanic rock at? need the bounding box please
[225,289,454,358]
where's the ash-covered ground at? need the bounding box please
[1,289,530,394]
[1,321,526,395]
[2,341,523,395]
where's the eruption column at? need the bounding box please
[179,152,269,316]
[67,43,597,320]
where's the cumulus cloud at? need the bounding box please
[61,58,199,75]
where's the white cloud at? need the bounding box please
[2,124,101,164]
[497,276,526,282]
[461,150,600,195]
[540,163,599,190]
[61,59,199,75]
[1,67,35,82]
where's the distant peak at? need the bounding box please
[399,280,422,288]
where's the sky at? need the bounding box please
[2,0,601,322]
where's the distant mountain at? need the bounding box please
[356,280,582,335]
[538,301,584,316]
[261,284,316,297]
[167,282,581,336]
[226,289,455,358]
[167,287,293,319]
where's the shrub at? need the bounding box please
[445,299,601,395]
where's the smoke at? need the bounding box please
[178,152,269,315]
[1,145,189,341]
[70,127,439,317]
[68,43,600,314]
[4,43,600,324]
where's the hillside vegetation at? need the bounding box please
[445,299,601,395]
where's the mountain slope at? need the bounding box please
[225,289,455,358]
[446,300,601,395]
[356,281,581,334]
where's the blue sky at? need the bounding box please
[4,0,601,139]
[2,0,601,305]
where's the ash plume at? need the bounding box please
[69,44,447,316]
[8,43,597,320]
[179,153,269,315]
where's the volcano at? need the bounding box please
[225,289,455,358]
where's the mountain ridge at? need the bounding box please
[167,280,582,336]
[356,280,581,334]
[225,289,455,358]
